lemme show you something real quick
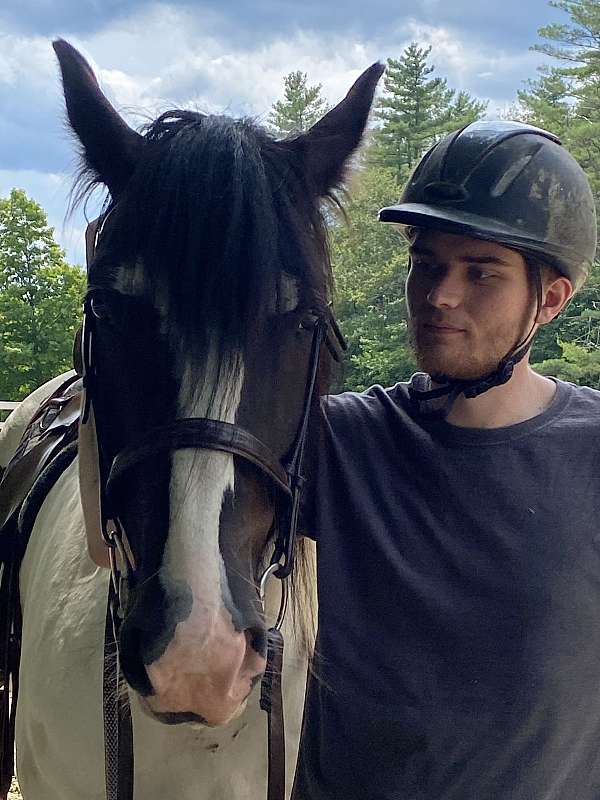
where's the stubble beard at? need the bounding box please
[408,313,532,383]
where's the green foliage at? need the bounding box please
[531,265,600,362]
[0,188,86,400]
[517,0,600,382]
[330,166,416,391]
[268,71,330,136]
[533,339,600,387]
[371,44,487,183]
[519,0,600,198]
[517,67,573,136]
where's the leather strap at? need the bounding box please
[103,584,133,800]
[0,553,18,800]
[106,418,292,501]
[260,629,286,800]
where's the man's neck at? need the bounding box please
[437,361,557,429]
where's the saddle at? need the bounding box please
[0,373,82,534]
[0,371,83,799]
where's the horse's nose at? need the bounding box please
[118,576,192,696]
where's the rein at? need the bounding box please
[82,216,344,800]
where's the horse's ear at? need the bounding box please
[289,62,385,196]
[53,39,143,198]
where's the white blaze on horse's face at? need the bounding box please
[113,263,266,725]
[150,351,266,726]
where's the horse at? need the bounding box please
[0,40,382,799]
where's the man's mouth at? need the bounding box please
[422,322,466,334]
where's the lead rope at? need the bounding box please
[103,579,133,800]
[261,629,286,800]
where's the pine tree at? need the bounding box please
[329,165,415,391]
[518,0,600,372]
[371,44,486,183]
[517,67,572,137]
[268,71,330,136]
[527,0,600,197]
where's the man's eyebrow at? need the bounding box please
[459,254,514,267]
[409,245,514,267]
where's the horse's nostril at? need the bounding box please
[119,619,155,697]
[246,626,268,657]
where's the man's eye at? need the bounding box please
[469,267,496,281]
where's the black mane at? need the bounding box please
[87,111,333,357]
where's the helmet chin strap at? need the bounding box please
[409,262,543,419]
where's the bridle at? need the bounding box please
[81,214,345,800]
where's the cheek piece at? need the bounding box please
[408,261,543,419]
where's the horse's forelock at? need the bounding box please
[103,113,329,347]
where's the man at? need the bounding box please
[292,121,600,799]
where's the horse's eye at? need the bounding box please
[90,295,110,320]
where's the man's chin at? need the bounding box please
[415,354,496,383]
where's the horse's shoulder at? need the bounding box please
[0,372,76,468]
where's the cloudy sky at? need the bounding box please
[1,0,564,264]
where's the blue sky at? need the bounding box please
[0,0,564,264]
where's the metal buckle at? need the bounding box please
[259,562,288,632]
[104,519,130,618]
[259,562,281,604]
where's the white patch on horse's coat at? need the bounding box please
[114,260,147,296]
[156,346,245,708]
[277,274,300,313]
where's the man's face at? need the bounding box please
[406,230,535,381]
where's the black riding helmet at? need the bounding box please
[379,120,596,289]
[378,120,597,414]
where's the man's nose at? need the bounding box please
[426,272,464,309]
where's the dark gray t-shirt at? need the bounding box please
[292,377,600,800]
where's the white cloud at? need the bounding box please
[70,7,385,122]
[0,32,57,87]
[399,19,543,91]
[67,6,548,127]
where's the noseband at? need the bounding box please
[82,215,345,800]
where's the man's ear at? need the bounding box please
[284,62,384,196]
[53,39,143,198]
[537,276,574,324]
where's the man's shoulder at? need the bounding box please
[561,378,600,401]
[555,378,600,417]
[548,379,600,445]
[321,381,412,425]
